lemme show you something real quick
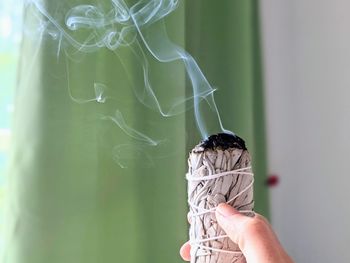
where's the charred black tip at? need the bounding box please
[200,133,247,150]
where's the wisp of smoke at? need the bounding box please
[28,0,232,140]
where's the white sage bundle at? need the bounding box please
[186,133,254,263]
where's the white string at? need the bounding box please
[186,167,252,181]
[195,244,244,255]
[186,166,254,256]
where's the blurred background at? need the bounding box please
[261,1,350,262]
[0,0,349,263]
[0,0,22,251]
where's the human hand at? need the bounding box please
[180,203,294,263]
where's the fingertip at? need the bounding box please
[216,203,238,218]
[179,241,191,261]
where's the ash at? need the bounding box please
[195,133,247,152]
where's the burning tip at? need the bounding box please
[198,133,247,150]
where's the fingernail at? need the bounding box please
[216,203,237,217]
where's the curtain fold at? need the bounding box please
[1,1,268,263]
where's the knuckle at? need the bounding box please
[255,214,269,224]
[241,217,269,236]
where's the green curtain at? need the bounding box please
[1,1,268,263]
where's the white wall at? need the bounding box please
[260,1,350,262]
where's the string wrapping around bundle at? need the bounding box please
[186,133,254,263]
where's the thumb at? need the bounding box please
[215,203,291,263]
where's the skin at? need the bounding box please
[180,203,294,263]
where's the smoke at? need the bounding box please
[102,110,159,146]
[27,0,232,140]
